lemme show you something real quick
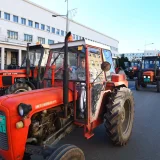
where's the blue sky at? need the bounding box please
[30,0,160,53]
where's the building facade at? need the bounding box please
[0,0,119,69]
[121,50,160,61]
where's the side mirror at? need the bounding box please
[101,61,111,72]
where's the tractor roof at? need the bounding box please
[29,44,50,50]
[142,56,160,60]
[50,40,111,51]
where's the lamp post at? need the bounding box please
[52,0,77,33]
[144,42,154,52]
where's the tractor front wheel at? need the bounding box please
[135,80,140,90]
[141,83,147,88]
[48,144,85,160]
[104,87,134,146]
[5,83,32,95]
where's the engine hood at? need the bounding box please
[0,69,26,75]
[143,71,154,76]
[0,87,75,117]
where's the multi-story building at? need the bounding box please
[121,50,160,61]
[0,0,119,69]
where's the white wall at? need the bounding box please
[0,0,119,54]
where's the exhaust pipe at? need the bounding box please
[63,32,71,118]
[26,43,31,78]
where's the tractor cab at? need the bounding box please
[135,56,160,92]
[49,38,122,138]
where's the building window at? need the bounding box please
[61,30,64,36]
[38,37,45,44]
[52,27,55,33]
[73,34,75,39]
[0,11,1,18]
[24,34,32,42]
[28,20,33,27]
[21,18,26,25]
[4,12,10,20]
[41,24,45,30]
[76,35,78,40]
[7,30,18,40]
[35,22,39,29]
[13,15,18,23]
[46,26,50,32]
[48,39,54,45]
[56,29,60,35]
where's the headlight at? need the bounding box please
[148,76,150,78]
[18,103,32,117]
[144,76,146,78]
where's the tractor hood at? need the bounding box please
[0,69,26,75]
[0,87,75,117]
[143,71,154,77]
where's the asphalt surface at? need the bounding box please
[34,80,160,160]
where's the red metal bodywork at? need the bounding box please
[143,71,154,82]
[0,69,32,88]
[0,87,74,160]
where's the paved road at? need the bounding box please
[34,80,160,160]
[58,80,160,160]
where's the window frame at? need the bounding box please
[7,30,18,40]
[13,15,18,23]
[4,12,10,20]
[21,18,26,25]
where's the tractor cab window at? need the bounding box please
[88,47,104,82]
[51,46,85,81]
[21,48,49,67]
[102,49,115,78]
[142,60,157,69]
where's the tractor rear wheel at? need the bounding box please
[5,83,32,95]
[48,144,85,160]
[104,87,134,146]
[157,81,160,92]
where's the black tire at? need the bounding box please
[5,83,31,95]
[129,76,134,80]
[141,83,147,88]
[157,81,160,92]
[135,80,140,91]
[48,144,85,160]
[104,87,134,146]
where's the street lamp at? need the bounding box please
[144,42,154,51]
[52,0,77,33]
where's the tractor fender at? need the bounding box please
[105,74,128,90]
[16,79,36,90]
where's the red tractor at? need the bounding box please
[0,32,135,160]
[135,56,160,92]
[0,43,55,96]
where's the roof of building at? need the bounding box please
[23,0,119,43]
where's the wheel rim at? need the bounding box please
[14,88,28,94]
[122,99,131,134]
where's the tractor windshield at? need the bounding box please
[51,46,86,81]
[142,59,160,69]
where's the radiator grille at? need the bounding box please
[0,111,8,150]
